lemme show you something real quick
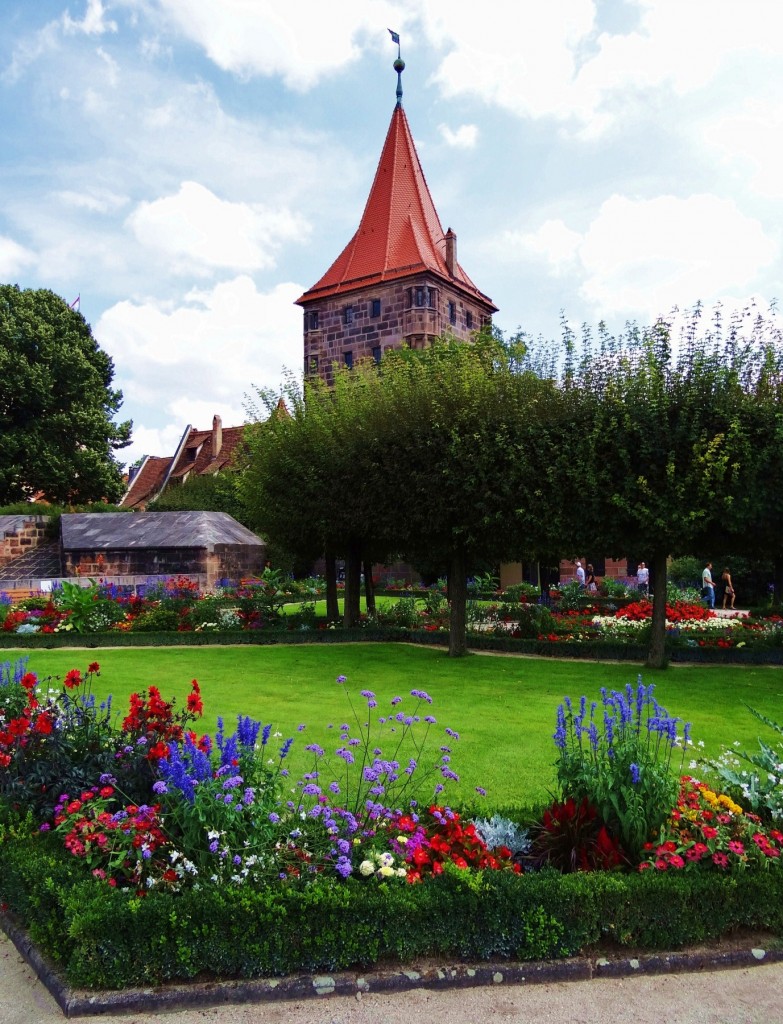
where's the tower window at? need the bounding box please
[413,286,432,308]
[448,301,456,325]
[344,350,353,369]
[344,306,354,325]
[372,345,382,364]
[306,310,319,330]
[371,298,381,318]
[466,310,473,329]
[305,354,319,376]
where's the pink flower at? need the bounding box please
[728,840,745,856]
[712,851,729,868]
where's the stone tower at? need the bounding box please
[295,53,497,380]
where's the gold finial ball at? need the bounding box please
[393,58,405,72]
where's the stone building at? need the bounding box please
[296,56,496,380]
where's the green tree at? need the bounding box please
[0,285,131,503]
[242,335,563,655]
[566,309,757,668]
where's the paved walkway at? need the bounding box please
[3,932,783,1024]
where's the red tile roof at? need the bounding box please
[296,105,496,310]
[120,421,246,509]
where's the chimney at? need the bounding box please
[212,415,223,457]
[444,227,457,277]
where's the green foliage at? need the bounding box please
[554,681,687,860]
[495,602,555,639]
[54,579,101,633]
[148,470,251,527]
[704,707,783,824]
[0,284,131,503]
[668,556,703,588]
[2,834,782,988]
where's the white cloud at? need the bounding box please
[126,181,310,273]
[55,188,129,213]
[438,123,478,149]
[96,276,304,430]
[500,219,582,271]
[576,194,778,318]
[149,0,403,89]
[701,97,783,200]
[0,235,36,276]
[418,0,783,135]
[62,0,118,36]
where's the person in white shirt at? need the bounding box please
[637,562,649,596]
[575,561,586,589]
[702,562,716,609]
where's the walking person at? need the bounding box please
[637,561,649,597]
[721,567,736,610]
[575,560,586,589]
[585,563,597,594]
[702,561,716,609]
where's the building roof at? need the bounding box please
[120,418,246,510]
[296,104,496,311]
[61,511,263,551]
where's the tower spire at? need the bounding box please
[388,29,404,107]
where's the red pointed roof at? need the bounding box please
[296,105,496,310]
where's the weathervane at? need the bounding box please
[388,28,404,107]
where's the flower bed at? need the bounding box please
[2,658,782,988]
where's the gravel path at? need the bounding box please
[3,932,783,1024]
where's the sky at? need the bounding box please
[1,0,782,469]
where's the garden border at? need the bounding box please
[3,910,782,1019]
[3,627,783,664]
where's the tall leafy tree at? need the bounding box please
[0,285,131,503]
[241,335,563,655]
[567,309,756,667]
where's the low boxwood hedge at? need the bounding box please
[4,625,783,665]
[1,834,781,990]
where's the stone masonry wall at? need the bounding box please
[0,517,51,568]
[302,276,492,380]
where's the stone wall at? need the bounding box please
[0,516,51,568]
[63,543,266,588]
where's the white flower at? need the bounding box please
[378,852,394,868]
[359,860,375,877]
[378,865,394,877]
[396,867,407,878]
[396,835,408,845]
[207,829,221,840]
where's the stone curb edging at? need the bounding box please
[3,913,782,1019]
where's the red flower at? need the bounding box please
[64,669,82,689]
[88,662,100,674]
[20,672,37,691]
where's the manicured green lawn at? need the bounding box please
[6,644,783,809]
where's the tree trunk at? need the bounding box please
[646,549,669,670]
[448,546,468,657]
[363,559,376,616]
[343,540,362,627]
[324,550,339,623]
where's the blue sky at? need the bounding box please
[2,1,781,468]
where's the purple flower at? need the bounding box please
[630,763,641,784]
[391,696,402,706]
[243,788,255,805]
[329,781,341,794]
[475,786,487,797]
[268,812,280,824]
[302,783,321,796]
[361,689,375,699]
[233,855,242,866]
[335,856,352,879]
[279,738,294,759]
[209,840,219,853]
[337,675,347,683]
[425,715,436,724]
[39,823,51,832]
[152,781,168,794]
[297,724,306,732]
[410,688,433,704]
[305,743,325,757]
[445,728,460,740]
